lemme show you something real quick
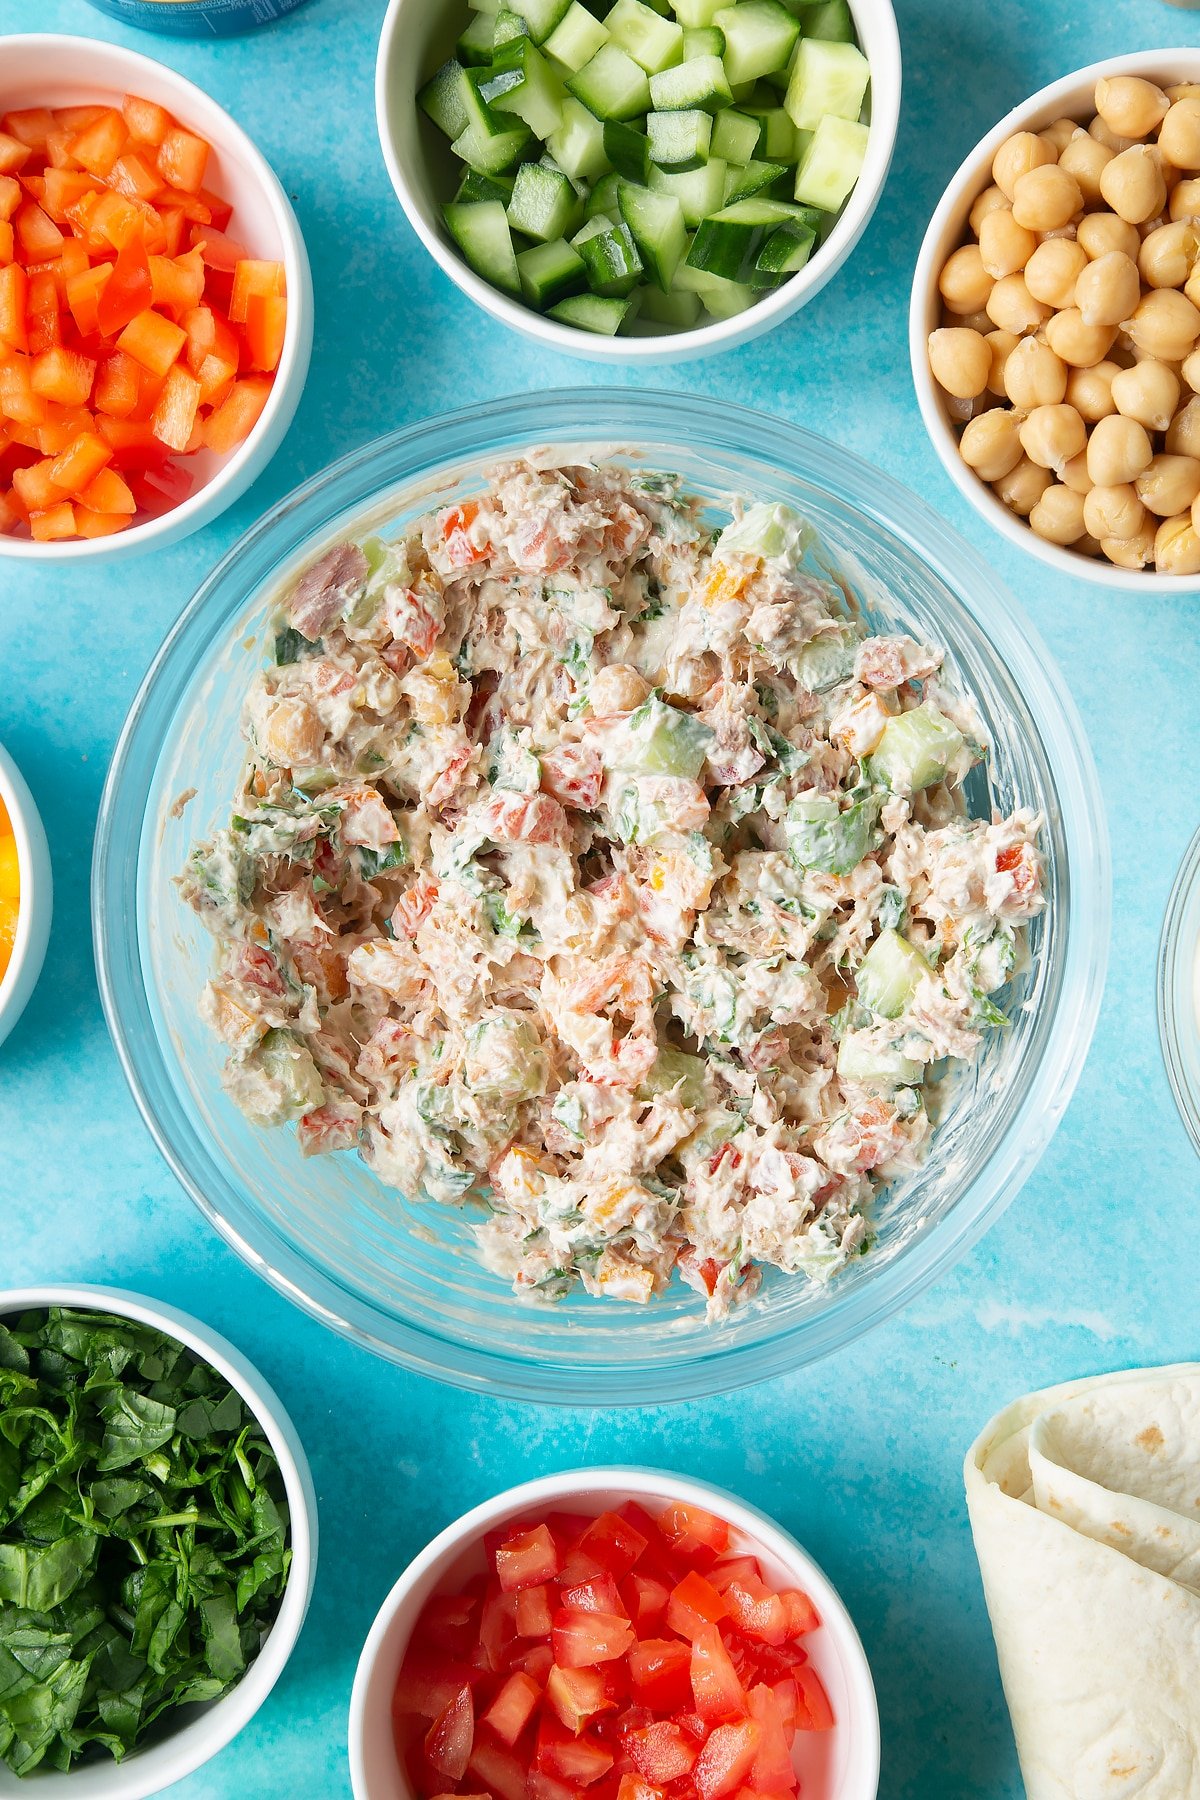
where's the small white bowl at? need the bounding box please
[348,1467,879,1800]
[0,1283,318,1798]
[0,34,314,563]
[0,739,51,1050]
[375,0,901,365]
[910,47,1200,592]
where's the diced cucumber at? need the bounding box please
[789,0,854,36]
[750,215,815,283]
[724,158,788,202]
[451,99,534,178]
[715,2,800,85]
[493,7,532,48]
[517,236,587,303]
[547,95,613,179]
[604,117,651,180]
[785,37,870,130]
[686,196,805,278]
[544,1,609,70]
[567,44,652,120]
[548,291,636,333]
[855,930,930,1020]
[605,0,685,73]
[786,791,876,874]
[647,107,713,170]
[456,12,496,66]
[638,1045,708,1108]
[457,167,517,203]
[638,282,703,325]
[649,55,732,113]
[710,106,761,164]
[617,181,687,289]
[743,101,798,160]
[508,158,580,240]
[586,168,622,216]
[482,40,567,138]
[616,694,715,778]
[572,212,644,295]
[837,1032,923,1089]
[869,705,965,794]
[673,260,755,315]
[648,157,728,224]
[673,0,725,21]
[512,0,573,40]
[419,59,474,140]
[793,114,868,209]
[792,627,856,691]
[683,26,725,56]
[469,0,500,12]
[443,201,522,295]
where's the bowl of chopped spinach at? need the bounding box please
[0,1287,317,1794]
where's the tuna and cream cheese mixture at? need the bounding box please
[180,461,1046,1317]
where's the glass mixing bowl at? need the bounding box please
[1159,824,1200,1159]
[93,390,1110,1404]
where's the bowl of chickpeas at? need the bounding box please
[910,50,1200,586]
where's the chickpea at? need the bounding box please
[1167,395,1200,457]
[262,698,323,767]
[994,455,1054,515]
[1170,177,1200,222]
[1110,359,1180,431]
[1076,213,1142,265]
[588,663,650,714]
[969,184,1009,236]
[986,273,1052,335]
[939,243,994,315]
[1098,144,1168,224]
[1094,74,1170,139]
[978,207,1037,277]
[993,130,1056,200]
[946,393,981,423]
[1058,131,1114,203]
[1045,306,1118,367]
[1101,522,1156,568]
[1154,514,1200,573]
[1186,264,1200,311]
[1083,482,1147,541]
[1024,237,1088,308]
[1067,359,1121,422]
[1011,164,1083,232]
[1167,83,1200,104]
[1138,220,1200,289]
[928,327,991,398]
[1003,335,1068,407]
[1074,250,1142,327]
[1076,532,1106,558]
[1019,402,1087,473]
[1029,482,1087,544]
[1124,288,1200,360]
[1087,412,1154,485]
[942,306,992,334]
[1089,115,1137,154]
[1041,117,1081,155]
[1136,452,1200,516]
[1159,99,1200,173]
[984,328,1019,395]
[959,407,1024,481]
[1061,450,1094,494]
[1183,346,1200,392]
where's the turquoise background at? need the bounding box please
[2,0,1197,1792]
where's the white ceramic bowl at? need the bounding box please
[349,1467,879,1800]
[0,739,51,1050]
[0,1283,318,1798]
[375,0,900,364]
[0,34,314,563]
[910,48,1200,592]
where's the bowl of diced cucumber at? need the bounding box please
[376,0,900,357]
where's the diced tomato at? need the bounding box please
[116,307,186,377]
[561,1575,626,1618]
[626,1639,692,1713]
[546,1664,614,1733]
[191,224,249,270]
[792,1667,833,1733]
[723,1578,788,1648]
[107,152,163,204]
[29,346,94,406]
[695,1720,759,1800]
[515,1584,553,1639]
[629,1721,699,1783]
[709,1558,762,1595]
[658,1506,730,1564]
[497,1524,561,1594]
[667,1573,728,1642]
[540,741,605,811]
[778,1592,819,1640]
[65,261,111,337]
[553,1611,635,1670]
[690,1625,746,1723]
[537,1714,615,1788]
[425,1684,474,1782]
[483,1671,542,1747]
[420,1591,480,1660]
[440,499,487,567]
[513,1642,556,1684]
[149,247,205,314]
[394,1654,483,1721]
[623,1574,671,1631]
[745,1687,795,1793]
[468,1736,529,1800]
[479,1587,520,1673]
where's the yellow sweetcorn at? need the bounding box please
[0,813,17,984]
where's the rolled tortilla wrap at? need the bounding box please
[965,1364,1200,1799]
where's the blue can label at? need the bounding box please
[84,0,311,36]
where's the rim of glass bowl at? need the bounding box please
[1159,824,1200,1159]
[93,389,1111,1405]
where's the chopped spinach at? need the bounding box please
[0,1309,291,1776]
[273,627,319,666]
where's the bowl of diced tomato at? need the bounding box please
[0,34,312,558]
[348,1470,879,1800]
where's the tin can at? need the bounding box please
[82,0,313,36]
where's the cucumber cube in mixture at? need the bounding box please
[547,95,613,178]
[544,2,610,70]
[605,0,686,72]
[836,1032,923,1088]
[456,167,517,202]
[784,37,870,130]
[794,114,868,209]
[714,2,800,86]
[794,0,855,40]
[648,157,728,223]
[647,107,713,169]
[673,0,725,21]
[710,106,761,164]
[639,282,703,325]
[649,54,733,111]
[682,25,725,55]
[568,44,653,119]
[855,929,931,1020]
[869,705,965,793]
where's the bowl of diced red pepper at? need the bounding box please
[0,34,312,558]
[348,1471,879,1800]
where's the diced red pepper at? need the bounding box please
[121,94,171,147]
[156,127,209,194]
[201,374,270,453]
[30,346,95,406]
[0,266,28,350]
[95,238,152,336]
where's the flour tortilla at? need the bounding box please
[965,1365,1200,1799]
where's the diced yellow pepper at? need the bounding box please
[0,834,18,902]
[0,893,17,982]
[703,562,747,607]
[0,797,10,835]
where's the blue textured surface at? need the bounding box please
[1,0,1197,1793]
